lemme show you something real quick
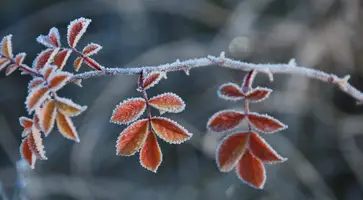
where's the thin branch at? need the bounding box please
[70,53,363,103]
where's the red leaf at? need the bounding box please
[25,85,50,113]
[207,110,245,132]
[54,49,72,70]
[140,131,162,172]
[48,71,72,91]
[110,98,146,125]
[55,96,87,117]
[116,119,149,156]
[19,116,33,129]
[246,87,272,102]
[248,132,286,163]
[247,112,287,134]
[33,48,60,70]
[217,132,249,172]
[39,99,57,136]
[149,93,185,114]
[27,126,47,160]
[82,43,102,57]
[1,35,13,58]
[84,57,103,70]
[15,53,26,65]
[218,83,245,101]
[36,27,61,48]
[74,57,84,72]
[143,72,162,90]
[20,137,36,169]
[151,117,192,144]
[5,64,18,76]
[40,65,57,81]
[0,58,10,71]
[236,149,266,189]
[67,18,91,48]
[56,112,80,142]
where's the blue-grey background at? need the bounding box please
[1,0,363,199]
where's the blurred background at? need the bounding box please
[1,0,363,199]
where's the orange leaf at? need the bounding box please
[151,117,192,144]
[19,116,33,129]
[0,58,10,71]
[20,137,36,169]
[82,43,102,56]
[149,93,185,114]
[116,119,149,156]
[218,83,245,101]
[55,96,87,117]
[248,132,286,163]
[140,131,162,172]
[25,85,50,113]
[56,112,80,142]
[54,49,72,70]
[67,18,91,48]
[143,72,162,90]
[74,57,84,72]
[5,64,18,76]
[245,87,272,103]
[39,99,57,136]
[48,71,72,91]
[40,65,57,81]
[33,48,60,70]
[84,57,103,70]
[207,110,245,132]
[1,35,13,58]
[236,150,266,189]
[247,112,287,134]
[27,126,47,160]
[15,52,26,65]
[36,27,61,48]
[110,98,146,125]
[217,132,249,172]
[28,78,45,92]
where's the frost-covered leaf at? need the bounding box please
[33,48,60,70]
[74,57,84,72]
[0,58,10,71]
[40,65,57,81]
[151,117,192,144]
[143,72,162,90]
[236,150,266,189]
[140,131,162,172]
[25,85,50,113]
[39,99,57,136]
[55,96,87,117]
[217,132,249,172]
[1,35,13,58]
[246,87,272,103]
[82,43,102,57]
[247,112,287,134]
[15,53,26,65]
[110,98,146,125]
[48,71,72,91]
[116,119,149,156]
[67,18,91,48]
[19,116,33,129]
[149,93,185,114]
[27,77,46,91]
[207,110,245,132]
[27,126,47,160]
[20,137,36,169]
[5,64,18,76]
[54,49,72,70]
[84,57,103,70]
[36,27,61,48]
[248,132,286,163]
[56,112,80,142]
[218,83,245,101]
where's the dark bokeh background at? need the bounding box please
[1,0,363,199]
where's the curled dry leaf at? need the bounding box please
[140,131,162,172]
[116,119,149,156]
[36,27,61,48]
[1,35,13,58]
[0,58,10,71]
[28,126,47,160]
[142,72,162,90]
[245,87,272,103]
[15,53,26,65]
[218,83,245,101]
[25,85,50,113]
[83,43,102,57]
[151,117,192,144]
[217,132,249,172]
[54,49,72,70]
[110,98,146,125]
[55,96,87,117]
[247,112,287,134]
[149,93,185,114]
[48,71,72,91]
[39,99,57,135]
[20,138,36,169]
[56,112,79,142]
[236,150,266,189]
[33,48,60,70]
[67,17,91,48]
[207,110,245,132]
[248,132,286,163]
[84,57,103,71]
[74,57,84,72]
[5,64,18,76]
